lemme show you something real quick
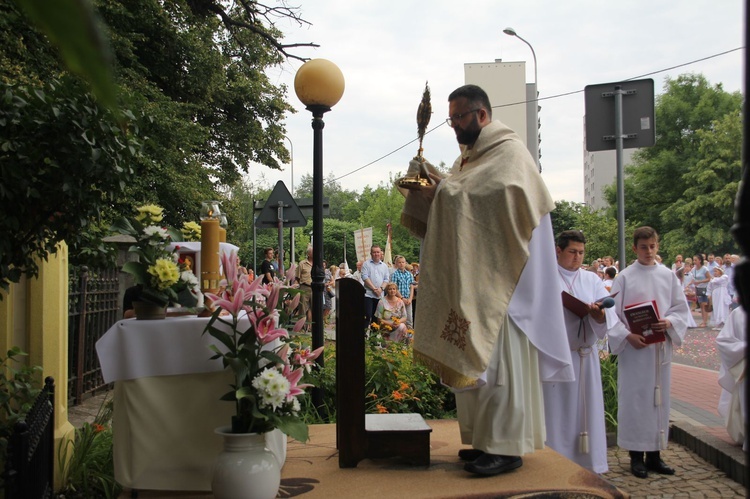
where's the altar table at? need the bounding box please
[96,315,286,491]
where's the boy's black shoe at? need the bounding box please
[629,451,648,479]
[630,460,648,479]
[458,448,484,461]
[646,451,675,475]
[464,453,522,476]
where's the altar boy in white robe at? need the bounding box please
[715,306,747,450]
[609,226,689,479]
[543,230,619,473]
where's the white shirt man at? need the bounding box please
[361,245,390,325]
[543,230,618,474]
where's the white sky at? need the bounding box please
[248,0,745,203]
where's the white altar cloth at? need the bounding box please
[96,316,287,491]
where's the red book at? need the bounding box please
[623,300,665,344]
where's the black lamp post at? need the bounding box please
[294,59,345,401]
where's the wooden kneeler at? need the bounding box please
[335,278,432,468]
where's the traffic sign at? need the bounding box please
[255,181,307,228]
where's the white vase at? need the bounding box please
[212,428,281,499]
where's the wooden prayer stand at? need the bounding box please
[335,278,432,468]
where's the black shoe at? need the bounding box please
[630,459,648,479]
[646,458,675,475]
[464,453,522,476]
[458,448,484,461]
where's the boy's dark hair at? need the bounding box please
[448,84,493,119]
[632,226,658,246]
[605,267,617,279]
[556,230,586,250]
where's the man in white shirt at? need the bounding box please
[361,245,390,326]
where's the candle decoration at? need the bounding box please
[200,201,222,293]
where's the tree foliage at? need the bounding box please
[603,74,742,261]
[550,201,637,267]
[0,78,141,292]
[0,0,318,287]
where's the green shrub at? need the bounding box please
[600,352,618,433]
[301,335,455,423]
[57,396,121,499]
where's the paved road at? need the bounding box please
[672,311,723,371]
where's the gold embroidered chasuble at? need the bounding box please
[412,120,555,388]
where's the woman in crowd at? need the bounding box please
[375,283,409,342]
[692,254,711,327]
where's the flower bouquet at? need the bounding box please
[110,204,200,308]
[203,250,322,442]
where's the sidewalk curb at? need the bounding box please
[671,420,747,487]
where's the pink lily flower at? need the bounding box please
[287,293,301,314]
[294,346,324,372]
[283,365,312,401]
[221,251,237,288]
[285,263,297,284]
[266,282,281,311]
[205,288,245,319]
[255,311,288,344]
[245,275,269,304]
[292,316,307,333]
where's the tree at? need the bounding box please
[294,172,360,221]
[604,75,741,230]
[550,201,635,267]
[1,0,320,285]
[603,73,741,261]
[0,78,141,292]
[550,201,583,238]
[660,110,742,255]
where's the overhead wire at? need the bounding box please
[328,46,744,185]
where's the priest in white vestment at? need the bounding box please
[543,230,618,473]
[608,227,689,479]
[716,306,747,450]
[403,85,573,477]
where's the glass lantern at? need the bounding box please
[200,201,221,220]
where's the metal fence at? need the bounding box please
[67,266,119,405]
[4,377,55,499]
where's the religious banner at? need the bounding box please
[383,222,393,269]
[354,227,372,263]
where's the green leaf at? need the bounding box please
[15,0,119,115]
[276,416,309,443]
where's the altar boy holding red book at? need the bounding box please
[608,226,689,479]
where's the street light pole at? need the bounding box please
[284,135,295,265]
[294,59,345,415]
[503,27,541,173]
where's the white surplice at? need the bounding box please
[543,267,616,473]
[716,307,747,449]
[708,274,732,326]
[608,262,689,451]
[455,215,572,456]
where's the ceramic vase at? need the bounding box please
[212,428,281,499]
[132,300,167,320]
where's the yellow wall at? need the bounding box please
[0,243,73,489]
